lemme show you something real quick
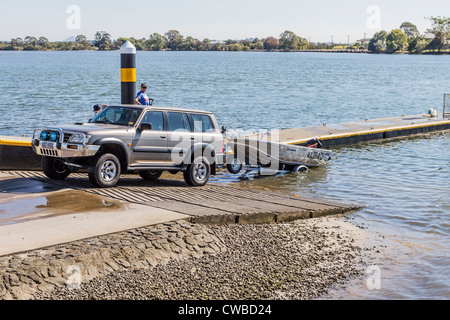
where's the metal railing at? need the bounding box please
[444,94,450,118]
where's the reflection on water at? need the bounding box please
[0,190,125,226]
[216,132,450,299]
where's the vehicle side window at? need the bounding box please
[191,114,215,132]
[167,112,185,131]
[183,113,192,132]
[142,111,164,131]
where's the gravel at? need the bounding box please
[36,217,373,300]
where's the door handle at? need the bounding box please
[160,136,166,139]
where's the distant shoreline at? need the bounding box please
[1,48,449,55]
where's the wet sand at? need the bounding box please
[34,216,377,300]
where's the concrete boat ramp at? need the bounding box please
[0,171,360,256]
[1,113,448,256]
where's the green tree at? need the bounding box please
[37,36,49,49]
[210,42,224,51]
[182,36,200,51]
[146,33,167,50]
[408,36,428,54]
[75,35,88,49]
[94,31,111,48]
[136,39,146,50]
[426,16,450,37]
[263,36,279,50]
[23,36,38,50]
[241,39,251,47]
[255,41,264,50]
[400,22,420,38]
[224,39,236,45]
[428,31,447,52]
[114,37,131,49]
[165,30,183,50]
[201,38,211,51]
[227,43,243,51]
[9,37,23,50]
[386,29,408,53]
[298,37,308,50]
[279,30,299,51]
[368,30,388,53]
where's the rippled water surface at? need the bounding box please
[0,51,449,299]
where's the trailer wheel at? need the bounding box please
[226,157,243,174]
[292,165,308,173]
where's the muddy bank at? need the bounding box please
[29,217,377,300]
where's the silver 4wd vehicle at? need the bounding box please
[32,105,225,188]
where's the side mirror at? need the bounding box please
[221,126,227,134]
[140,123,152,131]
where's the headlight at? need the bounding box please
[49,132,58,142]
[68,133,92,144]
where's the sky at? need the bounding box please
[0,0,449,43]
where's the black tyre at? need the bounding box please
[139,170,163,181]
[42,156,70,180]
[183,156,211,187]
[292,165,308,173]
[88,153,121,188]
[226,157,243,174]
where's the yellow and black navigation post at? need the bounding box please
[120,41,136,104]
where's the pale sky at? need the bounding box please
[0,0,449,43]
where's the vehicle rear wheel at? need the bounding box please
[183,156,211,187]
[88,153,121,188]
[42,156,70,180]
[139,170,163,181]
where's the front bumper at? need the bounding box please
[32,139,100,158]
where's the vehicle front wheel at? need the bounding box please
[183,156,211,187]
[139,170,163,181]
[42,156,70,180]
[88,153,121,188]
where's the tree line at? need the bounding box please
[1,16,448,53]
[368,17,450,53]
[0,30,317,52]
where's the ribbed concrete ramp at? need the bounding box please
[3,171,361,225]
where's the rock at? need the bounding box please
[145,257,158,268]
[45,276,66,287]
[28,272,42,284]
[184,236,197,246]
[105,260,120,271]
[0,281,6,296]
[8,274,20,287]
[48,268,61,278]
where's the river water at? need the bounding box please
[0,51,449,299]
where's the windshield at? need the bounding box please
[91,106,142,126]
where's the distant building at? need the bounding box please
[356,38,372,44]
[423,33,435,40]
